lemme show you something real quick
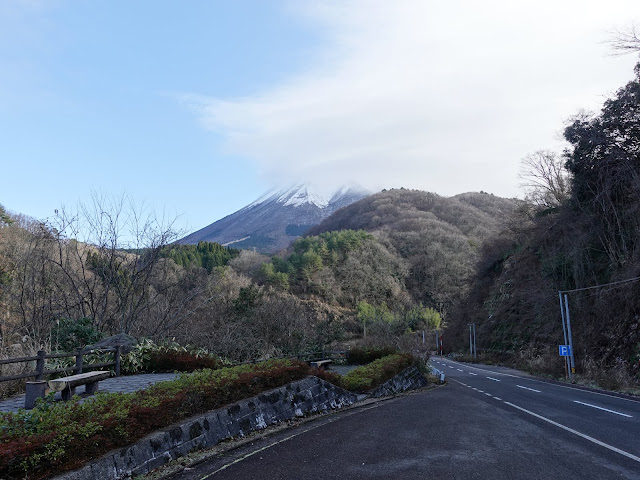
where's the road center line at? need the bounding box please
[457,369,463,372]
[504,402,640,464]
[573,400,633,418]
[516,385,541,393]
[444,359,640,404]
[469,372,477,376]
[486,377,500,382]
[493,397,502,401]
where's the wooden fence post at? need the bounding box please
[114,346,121,376]
[35,350,46,380]
[75,348,83,375]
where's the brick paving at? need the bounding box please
[0,373,179,413]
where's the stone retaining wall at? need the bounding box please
[56,376,357,480]
[368,365,428,398]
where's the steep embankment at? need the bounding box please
[449,62,640,388]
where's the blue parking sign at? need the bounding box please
[559,345,571,356]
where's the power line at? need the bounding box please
[559,275,640,294]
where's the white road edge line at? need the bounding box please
[198,403,385,478]
[516,385,541,393]
[504,401,640,464]
[486,377,500,382]
[573,400,633,418]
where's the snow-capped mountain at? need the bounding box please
[179,185,371,253]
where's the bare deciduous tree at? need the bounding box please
[607,25,640,56]
[519,150,571,210]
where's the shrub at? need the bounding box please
[120,339,225,374]
[346,346,397,365]
[339,353,415,392]
[0,359,311,479]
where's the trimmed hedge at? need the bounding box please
[339,353,415,392]
[345,346,396,365]
[0,359,311,480]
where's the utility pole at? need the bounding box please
[473,323,477,360]
[467,323,476,360]
[563,294,576,375]
[558,292,570,378]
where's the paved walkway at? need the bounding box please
[0,373,179,413]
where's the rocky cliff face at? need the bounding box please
[179,185,371,253]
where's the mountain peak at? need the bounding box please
[248,184,369,210]
[180,184,371,253]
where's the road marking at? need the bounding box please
[573,400,633,418]
[477,389,485,393]
[443,359,640,405]
[469,372,477,376]
[516,385,541,393]
[472,388,478,391]
[486,377,500,382]
[457,369,463,372]
[493,397,502,401]
[197,402,385,478]
[484,393,492,396]
[504,402,640,464]
[448,366,454,369]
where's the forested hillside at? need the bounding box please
[449,61,640,388]
[308,189,517,316]
[0,189,509,366]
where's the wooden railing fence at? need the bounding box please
[0,346,121,383]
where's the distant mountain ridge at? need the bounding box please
[179,185,371,253]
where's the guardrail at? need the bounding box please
[0,346,121,383]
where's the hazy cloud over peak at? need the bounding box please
[190,0,639,197]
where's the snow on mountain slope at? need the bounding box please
[179,184,371,253]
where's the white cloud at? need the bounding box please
[191,0,639,198]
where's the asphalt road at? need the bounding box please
[171,361,640,480]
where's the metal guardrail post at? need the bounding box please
[75,348,84,375]
[35,350,46,380]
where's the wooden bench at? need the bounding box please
[309,359,333,369]
[48,371,111,401]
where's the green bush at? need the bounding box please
[51,317,103,353]
[0,359,311,479]
[339,353,415,392]
[346,346,397,365]
[120,339,225,374]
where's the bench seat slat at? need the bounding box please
[48,371,110,392]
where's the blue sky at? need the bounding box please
[1,1,639,237]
